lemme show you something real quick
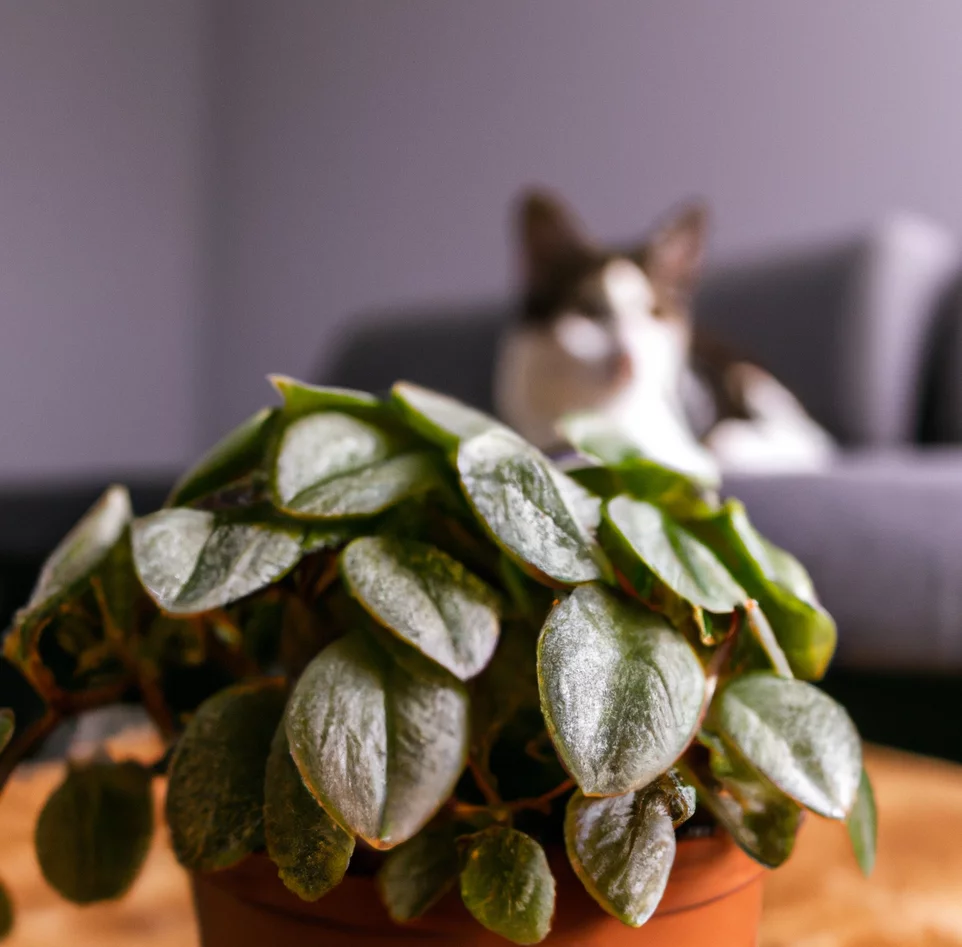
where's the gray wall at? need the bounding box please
[209,0,962,437]
[0,0,210,482]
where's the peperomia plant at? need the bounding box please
[0,377,875,943]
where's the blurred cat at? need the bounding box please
[494,191,834,477]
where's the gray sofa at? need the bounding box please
[325,214,962,678]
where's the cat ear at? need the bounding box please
[639,202,709,302]
[516,190,592,288]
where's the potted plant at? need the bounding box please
[0,377,875,946]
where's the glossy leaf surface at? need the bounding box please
[391,381,501,448]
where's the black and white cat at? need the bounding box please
[494,192,834,477]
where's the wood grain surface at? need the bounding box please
[0,742,958,946]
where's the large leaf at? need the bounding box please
[264,724,354,900]
[35,761,153,903]
[537,584,704,796]
[391,381,502,449]
[0,879,11,939]
[286,631,469,849]
[19,485,131,625]
[715,673,861,819]
[686,501,835,679]
[604,496,745,614]
[564,783,680,927]
[457,429,608,586]
[377,818,459,922]
[132,508,303,614]
[273,412,438,519]
[681,738,801,869]
[168,408,278,507]
[270,375,385,421]
[847,767,877,877]
[458,826,555,945]
[341,536,500,681]
[166,681,285,871]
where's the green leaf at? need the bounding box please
[264,724,354,901]
[35,761,154,903]
[270,375,385,420]
[0,879,11,939]
[604,496,746,614]
[132,508,303,614]
[377,818,459,922]
[680,739,801,868]
[847,767,877,877]
[0,711,13,756]
[341,536,500,681]
[714,673,861,819]
[458,826,555,945]
[391,381,502,449]
[457,429,608,586]
[686,501,835,679]
[168,408,278,507]
[272,412,438,519]
[19,485,131,624]
[564,785,677,927]
[166,681,285,871]
[537,584,705,796]
[286,631,469,849]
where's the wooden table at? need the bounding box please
[1,742,959,946]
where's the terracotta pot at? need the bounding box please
[192,832,764,946]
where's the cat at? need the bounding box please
[494,191,835,478]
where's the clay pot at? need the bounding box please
[192,832,764,946]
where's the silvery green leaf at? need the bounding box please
[391,381,502,448]
[458,826,555,945]
[286,631,469,849]
[604,496,746,614]
[341,536,500,681]
[537,583,704,796]
[21,485,131,621]
[35,760,154,903]
[741,601,794,678]
[273,411,438,519]
[166,681,285,871]
[564,786,676,927]
[847,767,877,877]
[686,500,835,679]
[168,408,278,507]
[457,428,608,586]
[377,818,459,922]
[264,724,354,901]
[269,374,385,420]
[715,673,861,819]
[132,508,303,614]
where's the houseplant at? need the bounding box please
[0,376,875,945]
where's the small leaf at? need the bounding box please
[604,496,746,614]
[564,785,676,927]
[847,767,877,877]
[715,673,861,819]
[0,879,11,939]
[168,408,278,507]
[0,711,13,756]
[273,412,438,519]
[286,631,469,849]
[264,724,354,900]
[269,375,385,420]
[537,584,705,796]
[341,536,500,681]
[686,501,835,679]
[458,826,555,945]
[391,381,502,448]
[19,485,131,624]
[377,818,459,922]
[457,429,608,586]
[132,508,303,614]
[35,761,153,903]
[166,681,285,871]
